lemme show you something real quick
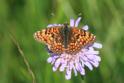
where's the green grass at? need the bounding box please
[0,0,124,83]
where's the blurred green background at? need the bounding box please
[0,0,124,83]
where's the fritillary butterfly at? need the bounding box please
[34,24,95,55]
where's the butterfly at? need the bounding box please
[34,24,96,55]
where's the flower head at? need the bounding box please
[46,17,102,80]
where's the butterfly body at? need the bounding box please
[61,24,71,48]
[34,24,95,55]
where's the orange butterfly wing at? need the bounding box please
[65,27,96,54]
[34,26,64,54]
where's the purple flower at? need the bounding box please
[46,17,102,80]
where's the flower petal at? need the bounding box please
[75,17,81,27]
[59,62,66,71]
[47,24,53,27]
[72,65,78,76]
[47,57,52,63]
[84,61,93,70]
[95,55,101,62]
[65,67,72,80]
[78,63,85,75]
[65,73,71,80]
[93,43,102,49]
[82,25,89,30]
[47,24,63,27]
[52,66,57,71]
[89,60,99,67]
[70,19,75,27]
[85,50,99,55]
[54,59,61,69]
